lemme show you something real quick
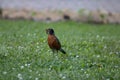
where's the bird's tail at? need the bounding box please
[60,48,66,54]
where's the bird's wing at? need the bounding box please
[52,36,61,49]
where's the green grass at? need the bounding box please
[0,19,120,80]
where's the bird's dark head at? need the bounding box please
[46,28,55,35]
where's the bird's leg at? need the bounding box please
[52,49,57,57]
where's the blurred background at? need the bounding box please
[0,0,120,24]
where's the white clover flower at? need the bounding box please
[33,33,36,36]
[35,77,39,80]
[96,55,100,58]
[7,46,13,49]
[37,46,39,48]
[3,71,7,75]
[49,68,51,70]
[116,52,119,54]
[38,74,40,76]
[20,66,24,69]
[76,55,79,58]
[59,74,66,79]
[62,76,66,79]
[4,53,8,56]
[20,35,23,37]
[17,73,23,80]
[59,74,63,77]
[96,35,100,38]
[18,46,24,49]
[106,78,110,80]
[28,33,30,36]
[25,63,31,67]
[25,64,28,66]
[29,69,32,72]
[28,64,31,67]
[81,68,84,71]
[104,45,107,49]
[114,65,119,68]
[86,74,89,78]
[109,52,113,54]
[12,67,15,70]
[36,42,39,45]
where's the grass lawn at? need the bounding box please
[0,19,120,80]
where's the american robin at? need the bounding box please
[46,28,66,54]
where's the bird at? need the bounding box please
[46,28,66,54]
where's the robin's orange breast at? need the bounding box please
[47,35,61,50]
